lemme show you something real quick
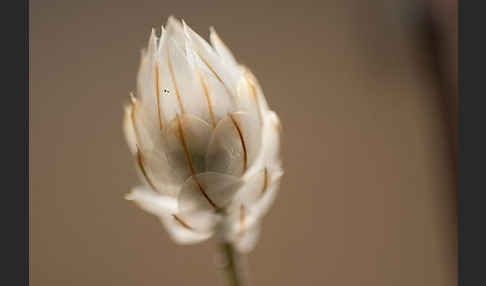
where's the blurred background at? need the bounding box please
[30,0,457,285]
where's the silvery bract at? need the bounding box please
[123,17,283,252]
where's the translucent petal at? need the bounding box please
[209,27,237,66]
[178,172,242,213]
[159,214,213,244]
[125,186,178,216]
[182,21,241,95]
[206,113,262,176]
[166,37,212,124]
[164,114,213,185]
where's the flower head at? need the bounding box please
[123,17,282,252]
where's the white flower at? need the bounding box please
[123,17,283,252]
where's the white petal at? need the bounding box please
[251,169,283,218]
[137,29,159,114]
[227,168,283,234]
[125,186,178,216]
[242,110,282,180]
[239,112,284,217]
[230,112,264,174]
[183,21,241,95]
[185,43,236,124]
[123,104,137,154]
[241,169,282,228]
[159,214,213,244]
[156,28,183,123]
[222,112,283,229]
[130,97,160,151]
[130,98,180,196]
[235,76,264,125]
[262,111,282,170]
[165,16,186,50]
[164,114,213,184]
[174,210,220,233]
[166,37,212,124]
[206,112,262,176]
[178,172,242,213]
[134,150,180,197]
[242,67,270,114]
[209,27,237,66]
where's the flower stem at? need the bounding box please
[220,242,246,286]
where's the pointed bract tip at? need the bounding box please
[129,92,137,105]
[167,15,181,27]
[209,26,218,42]
[181,20,193,42]
[123,103,132,113]
[181,19,191,34]
[124,192,134,200]
[149,27,158,41]
[268,111,282,132]
[167,14,177,22]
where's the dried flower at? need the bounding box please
[123,17,282,253]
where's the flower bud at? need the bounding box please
[123,17,283,252]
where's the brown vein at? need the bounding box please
[172,214,194,231]
[135,150,157,192]
[167,47,185,114]
[129,97,160,193]
[229,114,248,173]
[247,77,263,124]
[197,70,216,128]
[154,62,163,129]
[260,168,269,198]
[129,95,141,145]
[176,115,219,210]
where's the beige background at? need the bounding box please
[30,0,457,285]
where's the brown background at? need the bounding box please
[30,0,457,285]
